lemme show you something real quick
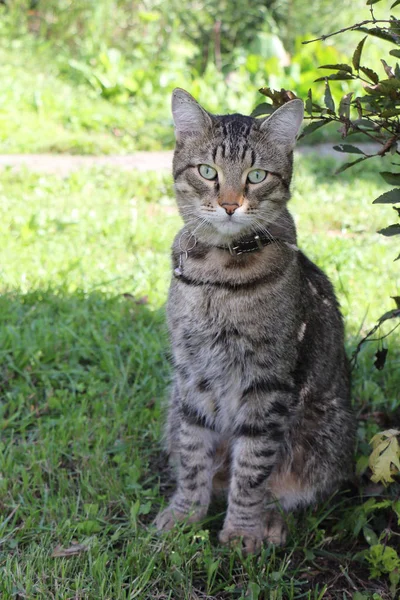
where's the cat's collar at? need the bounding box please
[217,233,279,256]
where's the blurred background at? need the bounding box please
[0,0,391,154]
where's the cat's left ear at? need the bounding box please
[259,99,304,150]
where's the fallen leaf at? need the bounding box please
[52,543,88,558]
[369,429,400,485]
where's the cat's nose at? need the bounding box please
[220,202,239,215]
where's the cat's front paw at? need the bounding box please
[154,503,206,532]
[154,506,186,531]
[218,527,263,555]
[263,511,287,546]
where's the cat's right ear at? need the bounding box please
[172,88,213,140]
[259,99,304,150]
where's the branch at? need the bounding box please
[350,309,400,369]
[303,20,394,45]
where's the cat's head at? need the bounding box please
[171,88,304,245]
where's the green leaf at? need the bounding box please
[379,77,400,89]
[366,544,400,578]
[378,224,400,236]
[357,26,398,44]
[360,66,380,84]
[76,519,102,534]
[393,499,400,524]
[314,71,353,82]
[378,309,400,323]
[299,119,331,138]
[363,525,379,546]
[324,80,335,112]
[251,103,274,117]
[380,172,400,185]
[391,296,400,309]
[390,49,400,58]
[373,189,400,204]
[353,37,367,71]
[352,118,377,130]
[305,89,313,116]
[319,63,353,73]
[390,17,400,33]
[381,108,400,117]
[356,455,370,476]
[335,156,370,174]
[339,92,353,119]
[392,0,400,8]
[333,144,365,155]
[367,0,383,4]
[247,582,261,600]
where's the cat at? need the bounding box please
[155,88,355,554]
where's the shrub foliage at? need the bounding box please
[255,0,400,350]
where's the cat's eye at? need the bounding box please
[198,164,217,180]
[247,169,267,184]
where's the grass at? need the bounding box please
[0,154,399,599]
[0,40,175,155]
[0,38,371,156]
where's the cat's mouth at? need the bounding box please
[205,212,252,236]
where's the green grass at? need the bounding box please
[0,155,399,599]
[0,38,373,155]
[0,41,175,155]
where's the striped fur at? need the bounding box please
[155,90,355,553]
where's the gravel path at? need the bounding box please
[0,144,380,175]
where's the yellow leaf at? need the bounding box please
[369,429,400,486]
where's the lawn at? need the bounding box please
[0,154,399,599]
[0,40,364,156]
[0,42,175,155]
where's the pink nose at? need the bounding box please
[221,202,239,215]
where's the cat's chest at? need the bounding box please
[168,282,285,432]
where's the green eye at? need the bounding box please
[199,164,217,180]
[247,169,267,184]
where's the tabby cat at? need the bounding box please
[155,88,355,553]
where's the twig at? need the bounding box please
[303,20,393,45]
[366,321,400,343]
[370,4,376,24]
[350,309,400,369]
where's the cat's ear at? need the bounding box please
[172,88,213,139]
[260,99,304,149]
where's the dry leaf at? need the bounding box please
[52,543,88,558]
[369,429,400,486]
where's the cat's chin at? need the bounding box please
[213,220,249,238]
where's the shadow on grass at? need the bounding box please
[0,287,399,599]
[0,286,170,523]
